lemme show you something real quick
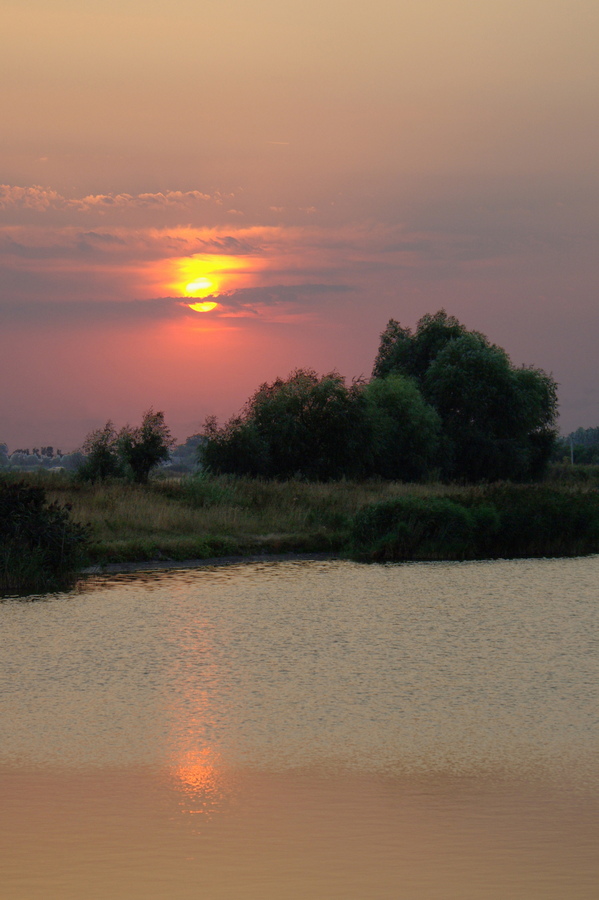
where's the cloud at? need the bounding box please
[0,280,354,327]
[0,296,185,326]
[0,185,62,211]
[80,231,127,245]
[200,282,355,318]
[70,190,214,212]
[0,184,219,215]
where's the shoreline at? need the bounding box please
[80,550,342,576]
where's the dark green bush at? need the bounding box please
[350,495,499,560]
[470,484,599,558]
[0,480,89,595]
[349,486,599,561]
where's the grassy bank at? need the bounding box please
[39,474,469,564]
[3,469,599,570]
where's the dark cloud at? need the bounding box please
[192,235,263,255]
[0,281,354,326]
[80,231,127,245]
[211,282,354,313]
[0,236,98,259]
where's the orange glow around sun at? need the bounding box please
[166,253,258,306]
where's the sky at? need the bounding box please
[1,0,598,449]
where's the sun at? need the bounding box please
[188,301,218,312]
[168,253,250,299]
[185,277,214,295]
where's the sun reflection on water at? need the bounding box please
[171,747,229,817]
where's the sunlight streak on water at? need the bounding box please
[1,557,598,898]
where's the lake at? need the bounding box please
[1,556,598,899]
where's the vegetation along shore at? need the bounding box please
[2,311,599,595]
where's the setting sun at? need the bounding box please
[167,253,257,299]
[188,301,218,312]
[186,277,214,294]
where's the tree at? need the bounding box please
[117,409,176,484]
[203,370,371,480]
[79,421,123,482]
[372,310,558,481]
[362,374,441,480]
[79,410,175,484]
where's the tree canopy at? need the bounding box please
[203,310,558,483]
[372,310,558,481]
[79,409,175,484]
[203,370,371,480]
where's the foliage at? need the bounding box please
[118,409,176,484]
[362,375,441,480]
[350,495,499,561]
[350,484,599,561]
[0,479,89,594]
[78,421,124,482]
[553,427,599,464]
[78,410,175,484]
[372,309,558,482]
[203,369,372,480]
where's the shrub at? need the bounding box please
[350,495,499,561]
[350,485,599,561]
[0,480,89,595]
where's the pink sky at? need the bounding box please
[1,0,598,449]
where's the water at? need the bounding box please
[1,557,598,898]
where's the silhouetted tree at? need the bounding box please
[203,370,371,480]
[79,410,175,483]
[372,310,558,481]
[118,409,176,484]
[79,421,123,482]
[363,374,441,480]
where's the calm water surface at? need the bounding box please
[1,557,598,898]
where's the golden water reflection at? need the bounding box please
[171,747,230,817]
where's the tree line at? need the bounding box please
[203,310,558,483]
[23,309,559,485]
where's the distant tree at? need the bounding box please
[117,409,176,484]
[372,310,558,482]
[79,421,123,482]
[79,411,175,484]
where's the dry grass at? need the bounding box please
[31,473,460,563]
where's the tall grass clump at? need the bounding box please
[0,479,89,595]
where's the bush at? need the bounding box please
[350,495,499,561]
[349,485,599,561]
[0,480,89,595]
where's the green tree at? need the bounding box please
[79,421,123,482]
[203,370,371,480]
[363,374,441,480]
[118,409,176,484]
[372,310,558,481]
[79,410,175,484]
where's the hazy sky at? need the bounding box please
[1,0,598,448]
